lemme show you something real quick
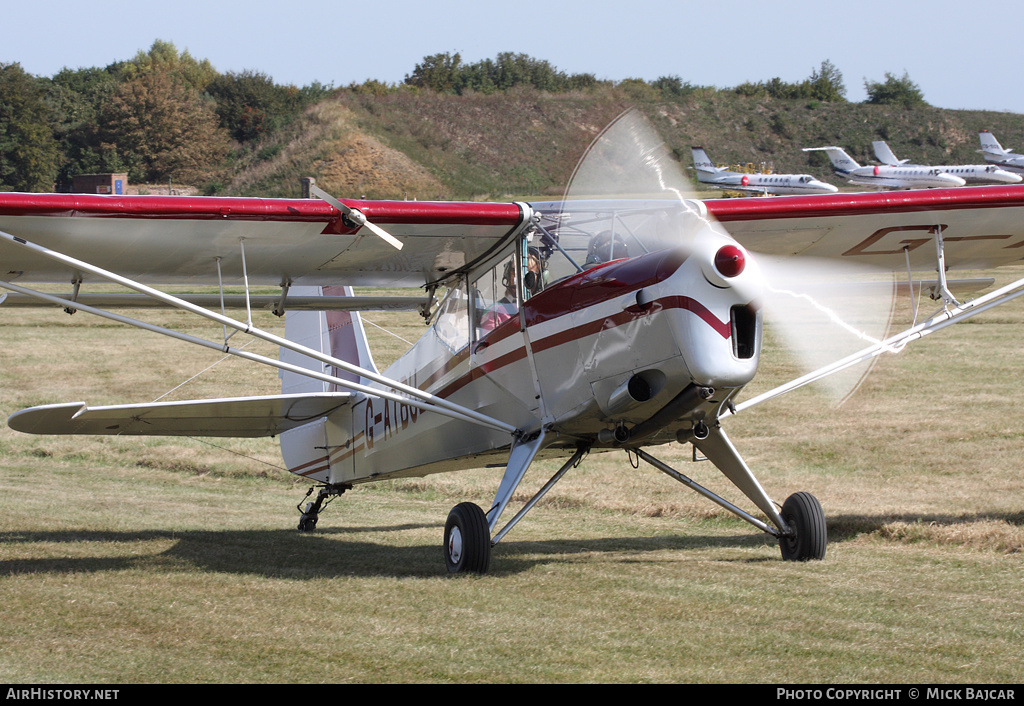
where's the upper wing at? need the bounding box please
[0,193,529,288]
[705,185,1024,272]
[7,393,354,437]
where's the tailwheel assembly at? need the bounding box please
[296,483,349,532]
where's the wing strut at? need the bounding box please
[726,271,1024,416]
[0,230,516,436]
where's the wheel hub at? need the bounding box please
[448,526,463,564]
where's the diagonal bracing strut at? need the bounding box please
[0,229,517,435]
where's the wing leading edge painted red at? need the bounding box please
[0,193,528,288]
[706,185,1024,272]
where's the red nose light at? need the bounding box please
[715,245,746,278]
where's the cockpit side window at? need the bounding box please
[471,254,518,338]
[470,241,549,341]
[432,283,470,352]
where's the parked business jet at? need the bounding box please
[872,141,1020,185]
[691,147,837,196]
[804,146,966,189]
[978,130,1024,174]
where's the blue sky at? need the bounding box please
[4,0,1023,114]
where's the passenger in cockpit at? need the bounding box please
[480,247,546,330]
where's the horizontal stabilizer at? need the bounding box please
[8,393,355,437]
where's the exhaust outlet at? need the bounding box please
[604,370,666,416]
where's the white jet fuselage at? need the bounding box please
[700,172,838,196]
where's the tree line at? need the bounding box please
[1,40,330,192]
[1,44,929,193]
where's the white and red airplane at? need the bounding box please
[4,110,1024,574]
[872,140,1022,185]
[978,130,1024,174]
[691,146,838,195]
[804,145,967,189]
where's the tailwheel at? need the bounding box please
[296,483,348,532]
[778,491,827,561]
[444,502,492,574]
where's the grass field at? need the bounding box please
[1,274,1022,684]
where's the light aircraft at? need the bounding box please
[804,146,967,189]
[5,110,1024,575]
[872,140,1021,185]
[690,147,838,196]
[978,130,1024,174]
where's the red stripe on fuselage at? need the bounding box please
[422,248,726,400]
[435,294,729,400]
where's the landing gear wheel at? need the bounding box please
[778,491,827,561]
[444,502,492,574]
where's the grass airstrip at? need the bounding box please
[1,272,1022,683]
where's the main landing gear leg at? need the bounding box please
[637,423,827,561]
[443,431,554,575]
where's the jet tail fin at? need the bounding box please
[979,130,1008,155]
[803,146,860,172]
[872,141,907,166]
[691,147,721,173]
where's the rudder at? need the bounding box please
[280,285,380,395]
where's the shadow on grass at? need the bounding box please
[3,510,1018,579]
[0,522,778,579]
[826,510,1024,542]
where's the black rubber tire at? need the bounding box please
[778,491,827,561]
[444,502,492,574]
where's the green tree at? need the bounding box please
[405,52,598,95]
[405,52,463,93]
[99,71,229,183]
[206,69,307,142]
[864,71,927,107]
[112,39,218,92]
[44,66,123,189]
[807,59,846,102]
[0,63,61,191]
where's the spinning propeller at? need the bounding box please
[558,109,896,405]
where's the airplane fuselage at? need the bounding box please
[920,164,1020,185]
[699,172,838,196]
[982,153,1024,175]
[838,164,965,189]
[282,235,762,486]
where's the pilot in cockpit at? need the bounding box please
[584,230,630,267]
[480,247,546,330]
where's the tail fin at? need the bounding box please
[691,146,721,173]
[872,141,906,166]
[979,130,1007,155]
[803,146,860,172]
[280,285,379,395]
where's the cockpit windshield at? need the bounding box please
[528,200,710,283]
